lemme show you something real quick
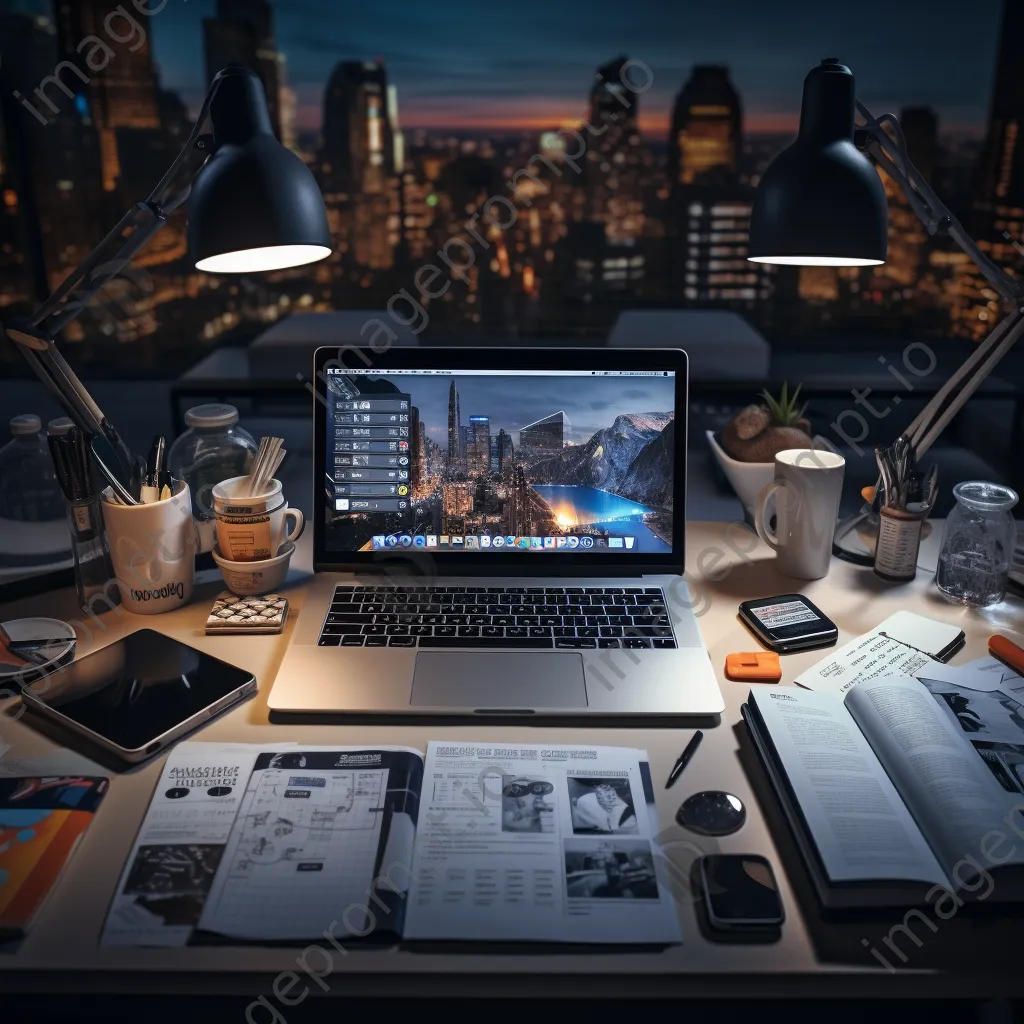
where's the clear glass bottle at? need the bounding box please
[167,404,258,521]
[0,414,66,522]
[936,481,1019,607]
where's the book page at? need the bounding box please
[845,677,1024,878]
[103,743,422,947]
[403,742,681,944]
[749,688,947,886]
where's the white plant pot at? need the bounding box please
[706,431,776,518]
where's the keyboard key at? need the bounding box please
[511,605,531,615]
[481,626,504,638]
[468,615,491,626]
[653,638,677,649]
[386,625,412,635]
[318,635,340,646]
[644,588,663,594]
[361,624,387,635]
[515,615,539,626]
[388,636,416,647]
[434,625,457,637]
[623,637,652,649]
[329,603,361,614]
[321,623,352,635]
[365,635,388,646]
[506,626,529,638]
[576,626,599,637]
[341,635,365,646]
[446,615,469,625]
[539,615,562,626]
[625,588,644,594]
[529,626,553,638]
[631,625,674,637]
[598,638,620,648]
[361,603,384,614]
[410,625,433,636]
[422,615,445,626]
[398,613,423,625]
[554,626,576,637]
[599,626,623,637]
[555,638,597,649]
[492,615,516,627]
[457,626,481,637]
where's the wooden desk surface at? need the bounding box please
[2,522,1022,998]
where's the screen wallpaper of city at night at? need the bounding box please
[322,370,676,555]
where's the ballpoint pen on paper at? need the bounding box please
[665,731,703,788]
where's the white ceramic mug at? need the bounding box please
[212,476,304,562]
[101,480,197,613]
[754,449,846,580]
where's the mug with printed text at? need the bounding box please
[212,476,304,562]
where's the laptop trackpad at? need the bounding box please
[410,652,588,710]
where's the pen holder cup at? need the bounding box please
[101,480,198,614]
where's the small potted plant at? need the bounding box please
[706,383,812,515]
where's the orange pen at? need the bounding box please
[989,634,1024,677]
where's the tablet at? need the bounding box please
[20,629,256,764]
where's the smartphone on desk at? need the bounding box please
[738,594,838,653]
[700,854,785,932]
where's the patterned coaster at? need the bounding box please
[205,592,289,635]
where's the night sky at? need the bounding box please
[360,372,676,446]
[136,0,1005,135]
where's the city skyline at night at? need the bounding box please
[2,0,1022,372]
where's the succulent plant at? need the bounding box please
[760,382,808,428]
[718,381,812,464]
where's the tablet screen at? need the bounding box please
[23,630,254,751]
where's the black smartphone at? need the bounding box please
[737,594,838,653]
[700,854,784,931]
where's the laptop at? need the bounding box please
[267,347,724,717]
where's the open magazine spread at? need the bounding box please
[746,678,1024,904]
[102,741,681,947]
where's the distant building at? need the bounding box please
[204,0,282,139]
[582,56,647,243]
[1,12,105,300]
[519,411,569,450]
[665,65,772,309]
[496,428,514,475]
[468,416,490,476]
[446,379,462,475]
[318,59,400,270]
[56,0,161,193]
[668,66,742,187]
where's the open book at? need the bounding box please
[743,679,1024,910]
[102,741,680,947]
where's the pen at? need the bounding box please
[141,435,164,503]
[665,730,703,788]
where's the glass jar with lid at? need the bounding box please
[168,404,257,522]
[0,414,65,522]
[936,481,1019,607]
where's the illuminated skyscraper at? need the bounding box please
[318,60,400,270]
[496,429,514,475]
[447,379,462,474]
[468,416,490,476]
[582,56,646,243]
[668,66,742,187]
[666,65,771,308]
[55,0,161,193]
[204,0,282,139]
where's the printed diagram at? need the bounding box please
[228,771,383,873]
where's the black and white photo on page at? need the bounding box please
[567,775,638,835]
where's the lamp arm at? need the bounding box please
[856,101,1024,305]
[854,101,1024,459]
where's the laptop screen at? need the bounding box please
[321,366,676,557]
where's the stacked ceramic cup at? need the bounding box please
[210,476,304,595]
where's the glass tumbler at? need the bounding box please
[936,481,1018,607]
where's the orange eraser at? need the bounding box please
[725,651,782,682]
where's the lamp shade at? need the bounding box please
[188,67,331,273]
[748,59,887,266]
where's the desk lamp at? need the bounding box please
[3,66,331,493]
[748,58,1024,560]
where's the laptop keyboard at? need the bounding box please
[317,585,676,650]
